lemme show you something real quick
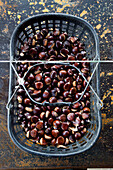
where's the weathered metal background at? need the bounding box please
[0,0,113,169]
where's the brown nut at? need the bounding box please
[43,90,50,99]
[36,120,43,130]
[54,107,61,113]
[62,106,70,114]
[40,138,47,145]
[50,70,57,79]
[24,98,31,105]
[72,46,78,54]
[61,122,69,130]
[65,98,73,102]
[48,117,54,125]
[17,88,25,95]
[24,112,31,120]
[67,113,75,121]
[32,90,41,97]
[65,138,69,145]
[17,96,23,103]
[73,102,81,109]
[30,129,38,138]
[51,138,56,146]
[33,106,41,115]
[86,100,90,107]
[75,132,81,139]
[59,114,66,122]
[51,111,58,117]
[39,52,46,59]
[56,136,64,145]
[70,87,77,94]
[43,39,48,46]
[63,131,69,137]
[73,117,81,126]
[31,115,38,123]
[44,134,52,140]
[53,120,61,129]
[83,107,90,113]
[25,107,33,112]
[81,128,87,135]
[58,81,64,88]
[82,113,89,119]
[59,33,66,41]
[31,123,36,129]
[45,127,51,134]
[40,112,45,119]
[49,97,57,103]
[38,130,44,137]
[63,91,69,98]
[59,70,67,77]
[56,40,62,48]
[44,110,50,118]
[28,73,35,82]
[35,82,43,89]
[69,135,74,143]
[45,77,51,85]
[63,82,71,91]
[35,73,42,81]
[73,81,76,87]
[52,130,59,138]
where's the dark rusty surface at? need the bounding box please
[0,0,113,169]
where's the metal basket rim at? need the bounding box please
[8,13,101,156]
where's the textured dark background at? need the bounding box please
[0,0,113,169]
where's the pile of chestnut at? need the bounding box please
[16,28,90,147]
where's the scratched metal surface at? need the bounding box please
[0,0,113,169]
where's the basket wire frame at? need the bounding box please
[6,61,103,109]
[7,13,102,156]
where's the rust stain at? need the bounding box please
[102,90,111,101]
[42,8,50,12]
[80,10,87,17]
[2,24,8,33]
[100,72,105,77]
[56,4,70,12]
[100,29,111,38]
[96,24,101,30]
[106,72,113,76]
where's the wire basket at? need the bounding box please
[7,13,102,156]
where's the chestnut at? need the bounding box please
[67,113,75,121]
[63,131,69,137]
[33,106,41,115]
[35,73,42,81]
[52,130,59,138]
[43,90,50,99]
[36,120,43,130]
[24,98,31,105]
[35,82,43,89]
[39,52,46,59]
[61,122,69,130]
[59,70,67,77]
[63,82,71,91]
[49,97,57,103]
[56,136,64,145]
[53,120,61,129]
[31,115,38,123]
[30,129,38,138]
[75,132,81,139]
[45,77,51,85]
[28,73,34,82]
[59,114,66,122]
